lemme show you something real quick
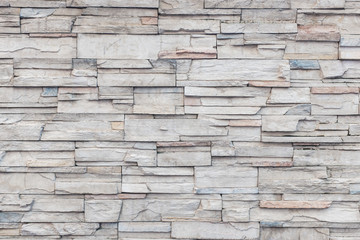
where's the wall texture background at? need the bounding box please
[1,0,360,239]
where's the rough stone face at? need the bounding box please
[85,200,122,222]
[0,35,76,58]
[1,0,360,239]
[195,166,258,194]
[171,221,260,239]
[261,228,330,240]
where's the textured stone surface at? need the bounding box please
[0,0,359,239]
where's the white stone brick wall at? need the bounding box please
[0,0,360,239]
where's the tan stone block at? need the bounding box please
[311,87,359,94]
[260,201,332,209]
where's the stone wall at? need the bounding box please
[1,0,360,239]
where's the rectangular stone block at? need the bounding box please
[98,73,175,87]
[205,0,290,8]
[30,197,84,212]
[0,122,44,141]
[259,167,350,194]
[159,17,220,34]
[75,148,156,166]
[0,141,75,151]
[85,200,122,222]
[21,212,84,223]
[297,13,360,34]
[133,87,183,114]
[66,0,159,7]
[340,47,360,59]
[222,23,297,34]
[294,149,360,166]
[14,69,96,87]
[195,166,258,194]
[120,198,220,222]
[21,16,74,33]
[212,142,293,158]
[296,25,340,41]
[0,35,76,58]
[262,115,308,132]
[186,60,290,83]
[268,88,310,104]
[125,118,227,142]
[160,0,243,15]
[311,93,358,115]
[0,173,54,194]
[172,222,259,239]
[0,151,74,167]
[78,34,160,59]
[284,42,338,59]
[222,201,258,222]
[260,201,331,209]
[41,121,124,141]
[341,35,360,46]
[157,151,211,166]
[55,167,121,194]
[242,9,296,22]
[291,0,345,8]
[261,228,329,240]
[73,9,158,34]
[118,222,170,232]
[251,202,360,222]
[0,59,13,85]
[0,9,20,33]
[218,44,285,59]
[122,167,194,193]
[21,223,99,236]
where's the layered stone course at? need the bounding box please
[0,0,360,239]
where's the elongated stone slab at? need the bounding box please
[85,200,122,222]
[0,35,76,58]
[125,118,227,141]
[66,0,159,7]
[186,60,290,82]
[157,151,211,166]
[0,173,54,194]
[172,221,259,239]
[284,42,338,59]
[205,0,290,8]
[261,228,330,240]
[212,142,293,158]
[260,201,332,209]
[78,34,160,59]
[294,149,360,166]
[195,166,257,194]
[21,223,99,236]
[292,0,345,8]
[120,198,220,222]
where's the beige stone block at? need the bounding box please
[291,0,345,8]
[261,228,330,240]
[222,23,297,34]
[284,42,338,59]
[157,151,211,166]
[172,221,259,239]
[260,201,332,209]
[268,88,310,104]
[205,0,290,8]
[0,173,54,194]
[311,93,359,115]
[0,35,76,59]
[159,17,220,34]
[66,0,159,7]
[297,25,340,41]
[85,200,122,222]
[21,223,99,236]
